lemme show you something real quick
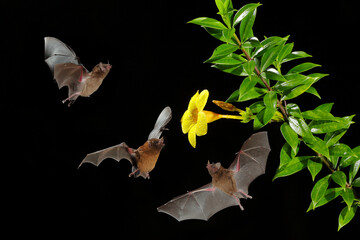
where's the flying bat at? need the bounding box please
[157,131,270,221]
[78,106,172,179]
[44,36,112,106]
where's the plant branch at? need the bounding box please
[233,33,288,120]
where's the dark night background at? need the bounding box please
[2,0,359,238]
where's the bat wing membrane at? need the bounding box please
[44,37,88,74]
[78,142,134,168]
[157,183,238,221]
[148,106,172,140]
[229,131,271,195]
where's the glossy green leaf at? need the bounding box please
[352,176,360,187]
[252,36,288,58]
[338,205,357,231]
[249,101,265,113]
[341,188,355,210]
[302,109,336,121]
[286,103,302,118]
[324,129,348,147]
[314,103,334,112]
[260,45,281,72]
[281,77,317,100]
[264,68,286,81]
[307,157,322,181]
[204,27,237,44]
[242,37,261,48]
[205,44,239,63]
[280,122,299,154]
[288,116,312,139]
[310,115,355,134]
[304,136,330,159]
[253,108,266,130]
[239,7,256,42]
[277,42,294,64]
[281,51,312,63]
[288,62,321,74]
[263,91,277,124]
[307,187,342,211]
[242,60,255,76]
[332,171,347,188]
[305,87,321,99]
[188,17,228,29]
[213,63,244,76]
[273,156,311,180]
[340,146,360,168]
[311,174,331,210]
[349,159,360,183]
[278,142,297,169]
[233,3,261,27]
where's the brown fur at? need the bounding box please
[81,63,111,97]
[208,164,237,196]
[135,138,164,175]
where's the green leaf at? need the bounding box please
[280,122,299,155]
[307,157,322,181]
[311,174,331,209]
[277,42,294,64]
[304,136,330,159]
[239,7,256,42]
[264,68,286,81]
[281,51,312,63]
[205,44,239,63]
[213,63,244,76]
[233,3,261,27]
[286,103,302,118]
[288,116,312,139]
[273,156,311,180]
[341,188,355,210]
[252,36,288,58]
[242,37,261,48]
[305,87,321,99]
[288,62,321,74]
[307,187,342,211]
[260,45,281,72]
[278,142,297,169]
[309,115,355,134]
[262,91,277,124]
[340,146,360,168]
[237,76,267,102]
[349,160,360,183]
[332,171,347,188]
[338,205,357,231]
[352,177,360,187]
[188,17,228,29]
[324,129,348,147]
[314,102,334,112]
[248,101,265,113]
[253,108,266,130]
[204,27,237,45]
[243,60,255,76]
[210,53,246,65]
[281,77,317,100]
[302,109,336,121]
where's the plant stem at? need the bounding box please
[233,33,288,120]
[317,153,335,173]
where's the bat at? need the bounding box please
[157,131,270,221]
[44,36,112,106]
[78,106,172,179]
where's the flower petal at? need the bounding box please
[203,110,222,123]
[188,90,199,112]
[188,126,197,148]
[196,89,209,111]
[181,110,195,133]
[195,111,208,136]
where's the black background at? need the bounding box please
[2,0,359,239]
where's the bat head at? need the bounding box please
[98,62,112,72]
[206,161,222,175]
[148,137,165,150]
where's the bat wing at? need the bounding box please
[157,183,238,221]
[78,142,134,168]
[44,37,87,74]
[229,131,271,196]
[148,106,172,139]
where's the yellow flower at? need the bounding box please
[181,90,244,148]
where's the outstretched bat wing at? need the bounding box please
[44,37,87,74]
[229,131,271,196]
[78,142,134,168]
[148,106,172,140]
[157,183,238,221]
